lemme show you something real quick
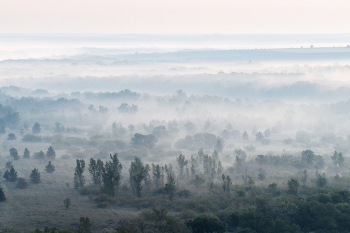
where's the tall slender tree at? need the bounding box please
[23,148,30,159]
[129,157,146,198]
[74,159,85,189]
[101,153,123,196]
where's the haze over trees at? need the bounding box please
[3,35,350,232]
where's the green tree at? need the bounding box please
[301,149,315,165]
[129,157,146,198]
[164,167,176,201]
[198,148,204,164]
[255,132,264,141]
[45,161,55,173]
[30,168,41,184]
[5,161,13,169]
[101,153,123,196]
[131,133,157,148]
[222,174,232,192]
[9,148,19,160]
[215,139,223,153]
[46,146,56,160]
[177,154,188,178]
[64,198,71,209]
[331,151,345,167]
[288,179,299,196]
[316,174,327,187]
[34,150,45,159]
[7,133,16,140]
[301,170,308,186]
[32,122,41,134]
[74,159,85,189]
[4,167,18,182]
[0,186,6,201]
[152,163,163,189]
[23,148,30,159]
[88,158,104,185]
[190,156,196,177]
[77,217,92,233]
[16,177,28,189]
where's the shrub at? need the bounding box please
[7,133,16,140]
[33,151,45,159]
[186,215,225,233]
[22,134,42,142]
[97,202,109,208]
[16,178,28,189]
[80,185,101,196]
[0,186,6,201]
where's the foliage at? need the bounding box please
[77,217,92,233]
[255,132,264,141]
[131,133,157,148]
[32,122,41,134]
[4,167,18,182]
[129,157,147,198]
[16,177,28,189]
[222,174,232,192]
[23,148,30,158]
[186,216,225,233]
[101,153,123,196]
[34,150,45,159]
[7,133,16,140]
[64,198,71,210]
[316,173,328,187]
[117,103,138,114]
[30,168,41,184]
[22,134,42,142]
[5,161,13,169]
[74,159,85,189]
[331,150,344,167]
[88,158,103,185]
[288,179,299,196]
[0,186,6,201]
[45,161,55,173]
[175,133,224,150]
[47,146,56,159]
[9,148,19,160]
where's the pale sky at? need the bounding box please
[0,0,349,34]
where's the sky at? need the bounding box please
[1,0,350,34]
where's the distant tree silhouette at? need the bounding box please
[4,167,18,182]
[34,150,45,159]
[0,186,6,201]
[16,177,28,189]
[129,157,146,198]
[242,131,249,140]
[64,198,71,210]
[74,159,85,189]
[23,148,30,159]
[32,122,41,134]
[45,161,55,173]
[46,146,56,159]
[77,217,92,233]
[5,161,13,169]
[9,148,19,160]
[7,133,16,140]
[30,168,41,184]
